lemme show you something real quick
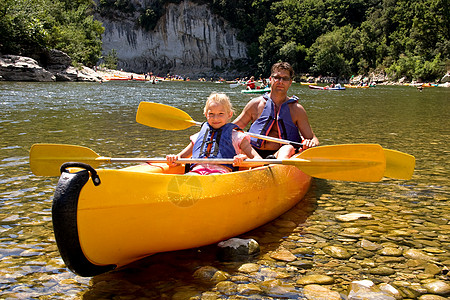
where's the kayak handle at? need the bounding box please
[60,162,101,186]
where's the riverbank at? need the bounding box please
[1,53,449,87]
[298,73,450,88]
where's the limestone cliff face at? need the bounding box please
[98,1,247,77]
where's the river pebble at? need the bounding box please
[215,281,237,295]
[303,284,341,299]
[260,279,298,297]
[418,295,450,300]
[323,245,352,259]
[336,212,373,222]
[238,263,260,273]
[348,280,397,299]
[404,249,437,261]
[422,280,450,295]
[236,283,262,295]
[269,247,297,262]
[296,274,335,285]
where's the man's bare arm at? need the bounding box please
[291,103,319,146]
[233,98,259,129]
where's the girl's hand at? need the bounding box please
[302,139,317,150]
[233,154,248,166]
[166,155,180,166]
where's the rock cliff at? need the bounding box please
[97,1,248,77]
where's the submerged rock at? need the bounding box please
[193,266,229,283]
[269,247,297,262]
[336,212,373,222]
[217,238,260,261]
[303,284,341,300]
[296,274,335,285]
[323,245,353,259]
[348,280,396,300]
[422,280,450,295]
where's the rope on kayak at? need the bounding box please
[60,162,101,186]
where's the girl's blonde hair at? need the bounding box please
[204,93,235,115]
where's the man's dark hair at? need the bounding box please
[271,62,294,79]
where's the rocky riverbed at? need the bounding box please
[76,180,450,300]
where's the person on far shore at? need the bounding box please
[166,93,262,175]
[233,62,319,159]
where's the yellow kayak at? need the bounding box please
[53,157,311,276]
[344,84,370,88]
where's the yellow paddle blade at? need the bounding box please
[136,102,198,130]
[290,144,386,182]
[384,149,415,180]
[29,144,106,176]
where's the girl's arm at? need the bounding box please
[166,143,194,166]
[233,138,262,166]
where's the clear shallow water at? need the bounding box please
[0,81,448,299]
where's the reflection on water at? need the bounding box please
[0,81,448,298]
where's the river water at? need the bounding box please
[0,81,448,299]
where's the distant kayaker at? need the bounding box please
[166,93,262,174]
[233,62,319,159]
[246,76,256,90]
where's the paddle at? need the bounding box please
[383,149,415,180]
[135,102,415,179]
[135,102,304,147]
[29,143,386,182]
[229,82,244,88]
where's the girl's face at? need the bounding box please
[205,102,232,129]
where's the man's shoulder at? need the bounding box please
[244,95,265,108]
[250,95,267,105]
[287,100,307,116]
[251,94,266,101]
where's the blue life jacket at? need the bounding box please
[191,123,239,170]
[248,95,302,149]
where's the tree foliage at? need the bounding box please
[0,0,103,66]
[1,0,448,81]
[254,0,449,81]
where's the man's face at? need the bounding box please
[270,69,292,93]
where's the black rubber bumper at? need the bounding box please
[52,165,116,277]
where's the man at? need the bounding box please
[233,62,319,159]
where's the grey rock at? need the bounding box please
[0,55,55,81]
[217,238,260,262]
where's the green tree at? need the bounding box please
[0,0,103,66]
[0,0,49,55]
[102,49,118,70]
[307,26,353,77]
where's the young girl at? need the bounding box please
[166,93,261,174]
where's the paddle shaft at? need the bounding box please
[97,157,368,167]
[30,143,387,181]
[96,157,281,167]
[189,120,303,148]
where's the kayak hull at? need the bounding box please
[308,85,345,90]
[344,84,370,88]
[241,87,271,94]
[52,159,311,276]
